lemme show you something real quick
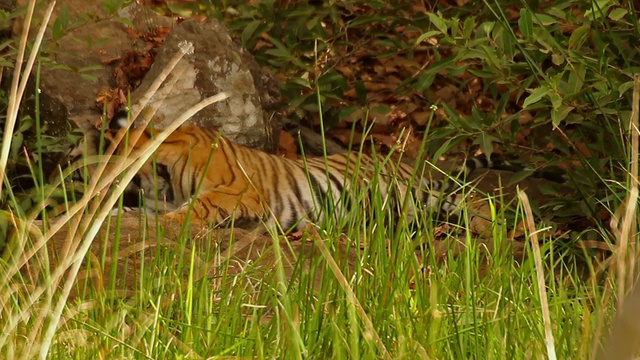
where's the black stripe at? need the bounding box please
[306,169,327,210]
[220,142,239,185]
[175,157,190,198]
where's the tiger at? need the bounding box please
[75,110,517,232]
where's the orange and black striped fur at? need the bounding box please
[97,111,505,230]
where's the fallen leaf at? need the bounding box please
[411,111,431,126]
[277,130,298,159]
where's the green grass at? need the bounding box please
[0,106,622,358]
[0,197,614,359]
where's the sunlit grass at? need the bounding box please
[1,132,618,359]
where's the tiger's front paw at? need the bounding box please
[159,208,217,228]
[159,210,191,226]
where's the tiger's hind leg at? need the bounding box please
[463,191,502,235]
[411,175,500,236]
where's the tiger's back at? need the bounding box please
[106,118,493,231]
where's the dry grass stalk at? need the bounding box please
[595,73,640,360]
[518,189,557,360]
[0,37,230,358]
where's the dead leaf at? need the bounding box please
[432,84,458,103]
[519,112,534,125]
[277,130,298,159]
[328,129,364,147]
[574,141,592,157]
[411,111,431,126]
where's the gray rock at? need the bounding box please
[39,19,141,133]
[34,4,281,151]
[127,18,282,151]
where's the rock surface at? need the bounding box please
[33,3,281,151]
[127,18,282,150]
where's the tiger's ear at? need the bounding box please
[110,109,131,130]
[109,110,155,137]
[101,109,129,144]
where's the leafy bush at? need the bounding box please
[202,0,640,228]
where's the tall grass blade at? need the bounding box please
[518,190,557,360]
[0,0,55,195]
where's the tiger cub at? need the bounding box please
[95,111,503,231]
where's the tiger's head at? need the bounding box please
[103,110,177,212]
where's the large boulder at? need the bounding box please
[126,18,282,150]
[34,3,282,151]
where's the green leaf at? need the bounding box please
[495,91,510,118]
[427,12,448,34]
[608,7,628,20]
[463,16,476,40]
[532,27,555,52]
[538,183,563,195]
[113,17,135,28]
[415,72,435,91]
[618,81,635,95]
[551,104,575,125]
[11,132,23,155]
[493,24,515,58]
[265,48,292,58]
[449,17,460,38]
[415,31,441,45]
[0,9,10,30]
[355,80,367,104]
[338,106,360,121]
[478,133,494,159]
[0,38,13,52]
[79,65,104,72]
[52,6,69,41]
[306,15,321,30]
[424,56,456,76]
[478,21,495,38]
[568,25,590,49]
[18,117,33,132]
[456,117,479,133]
[522,86,549,108]
[103,0,125,15]
[545,7,568,20]
[241,20,262,45]
[532,14,557,26]
[567,62,586,95]
[549,91,563,108]
[518,9,533,39]
[80,74,98,82]
[480,44,502,71]
[288,93,312,109]
[348,14,384,28]
[90,37,110,48]
[288,77,311,87]
[551,53,565,65]
[433,137,464,161]
[267,36,291,54]
[507,170,534,186]
[585,0,613,19]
